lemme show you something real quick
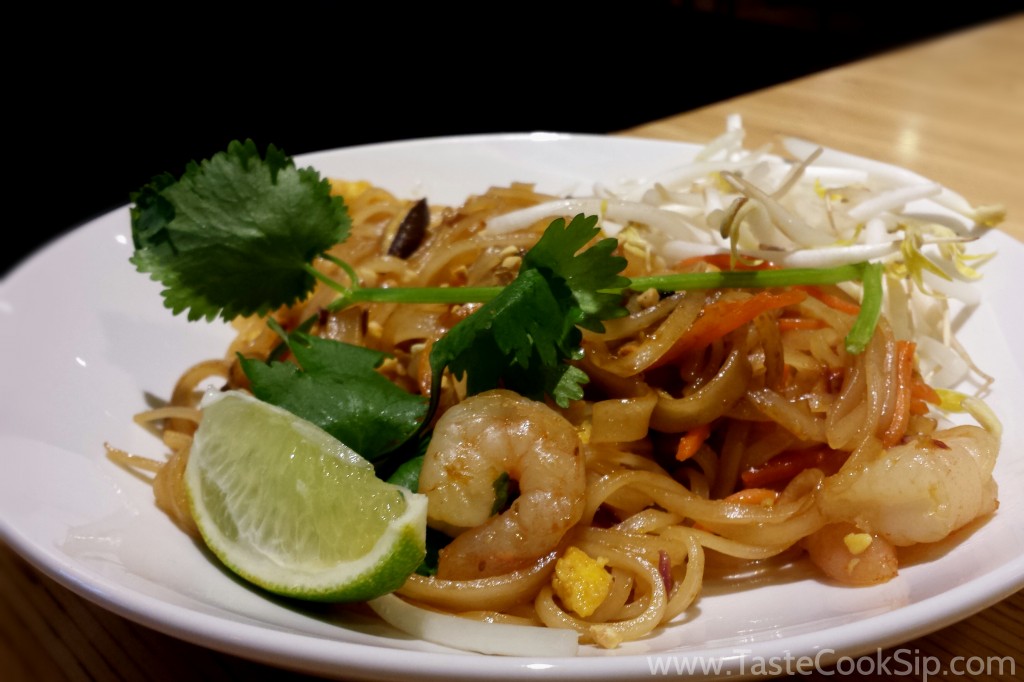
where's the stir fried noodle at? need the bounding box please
[109,139,1001,649]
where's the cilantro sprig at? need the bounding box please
[427,214,628,409]
[130,139,350,321]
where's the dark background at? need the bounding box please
[5,1,1018,278]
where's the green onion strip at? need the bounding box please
[324,261,882,353]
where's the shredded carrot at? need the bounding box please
[780,363,793,389]
[881,340,916,447]
[799,285,861,316]
[777,317,826,332]
[653,288,807,368]
[740,446,848,490]
[675,423,712,461]
[673,254,778,272]
[909,399,931,416]
[908,370,940,415]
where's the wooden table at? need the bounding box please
[3,13,1022,682]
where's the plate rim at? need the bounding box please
[2,130,1022,680]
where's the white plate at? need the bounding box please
[1,133,1022,681]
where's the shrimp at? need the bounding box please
[418,389,587,580]
[803,522,899,586]
[817,424,999,547]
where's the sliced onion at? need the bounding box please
[368,594,579,657]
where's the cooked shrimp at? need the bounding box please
[419,389,587,580]
[818,424,999,546]
[803,521,898,586]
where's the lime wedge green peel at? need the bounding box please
[184,390,427,602]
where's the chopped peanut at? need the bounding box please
[843,532,873,556]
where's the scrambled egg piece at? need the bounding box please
[328,179,372,200]
[553,546,612,617]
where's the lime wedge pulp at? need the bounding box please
[184,390,427,602]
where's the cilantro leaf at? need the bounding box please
[130,139,350,322]
[239,330,427,460]
[428,214,628,408]
[522,213,630,331]
[430,268,580,404]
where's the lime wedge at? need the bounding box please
[184,390,427,602]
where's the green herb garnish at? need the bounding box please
[427,214,628,409]
[130,140,884,463]
[239,321,427,461]
[130,139,349,321]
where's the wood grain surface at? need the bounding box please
[3,13,1022,682]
